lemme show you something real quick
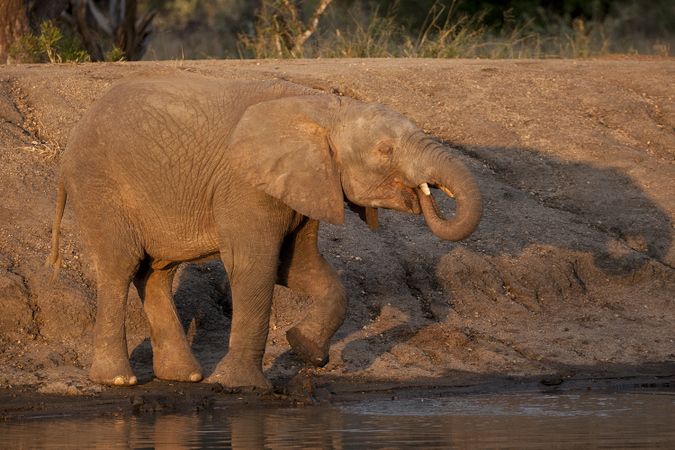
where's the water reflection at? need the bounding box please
[2,392,675,448]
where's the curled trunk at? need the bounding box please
[415,145,483,241]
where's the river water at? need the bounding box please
[2,391,675,448]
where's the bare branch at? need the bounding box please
[134,8,155,58]
[135,8,155,36]
[280,0,297,24]
[293,0,333,54]
[87,0,112,36]
[74,0,104,61]
[109,0,119,31]
[59,10,76,26]
[29,0,70,32]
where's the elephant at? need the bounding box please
[48,67,482,388]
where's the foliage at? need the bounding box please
[234,0,671,60]
[13,1,668,61]
[405,2,492,58]
[9,21,89,64]
[72,0,155,62]
[318,7,403,58]
[238,0,301,58]
[106,45,127,62]
[237,0,333,59]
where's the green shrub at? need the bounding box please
[106,45,127,62]
[9,22,89,64]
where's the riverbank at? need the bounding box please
[1,57,674,418]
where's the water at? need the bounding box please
[2,392,675,448]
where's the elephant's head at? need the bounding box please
[228,93,482,241]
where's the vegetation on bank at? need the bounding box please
[239,0,630,59]
[10,22,100,64]
[7,0,674,63]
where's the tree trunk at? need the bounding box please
[75,0,104,62]
[0,0,31,64]
[29,0,70,33]
[120,0,136,61]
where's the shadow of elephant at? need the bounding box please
[338,143,673,373]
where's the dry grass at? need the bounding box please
[236,0,670,60]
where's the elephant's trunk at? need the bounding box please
[413,144,483,241]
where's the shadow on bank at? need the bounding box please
[338,143,674,374]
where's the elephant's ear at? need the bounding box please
[227,95,344,225]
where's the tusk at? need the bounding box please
[440,185,454,198]
[420,183,431,195]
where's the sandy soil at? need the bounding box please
[1,57,674,418]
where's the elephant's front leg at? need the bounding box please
[219,253,278,389]
[278,219,348,367]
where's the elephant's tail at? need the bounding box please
[47,181,67,285]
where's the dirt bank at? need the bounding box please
[1,58,674,418]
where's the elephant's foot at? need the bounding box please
[90,355,137,387]
[152,346,203,383]
[287,326,330,367]
[211,362,272,390]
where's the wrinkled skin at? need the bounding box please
[49,68,482,388]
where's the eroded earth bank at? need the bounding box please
[1,58,674,417]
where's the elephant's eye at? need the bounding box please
[375,141,393,157]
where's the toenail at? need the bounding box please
[190,373,202,382]
[129,376,137,385]
[114,376,125,386]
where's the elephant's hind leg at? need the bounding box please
[79,213,141,386]
[133,262,203,382]
[278,219,348,367]
[89,267,139,387]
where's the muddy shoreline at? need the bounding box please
[3,367,675,420]
[1,58,674,418]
